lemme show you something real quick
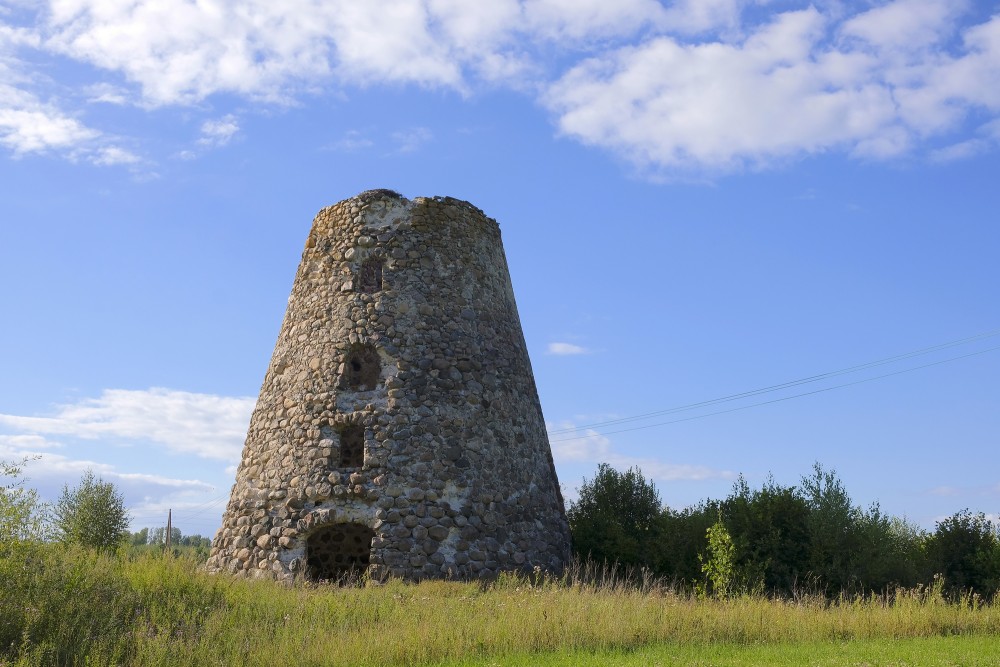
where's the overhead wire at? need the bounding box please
[548,329,1000,442]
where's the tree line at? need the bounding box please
[0,457,209,559]
[568,462,1000,600]
[6,455,999,598]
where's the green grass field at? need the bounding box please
[2,546,998,666]
[434,636,1000,666]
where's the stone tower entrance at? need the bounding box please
[306,523,375,582]
[207,190,571,582]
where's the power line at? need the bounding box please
[549,339,1000,443]
[547,327,1000,436]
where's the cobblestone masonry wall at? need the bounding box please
[206,190,571,581]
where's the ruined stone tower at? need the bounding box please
[207,190,570,582]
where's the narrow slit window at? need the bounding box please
[338,425,364,468]
[358,258,383,293]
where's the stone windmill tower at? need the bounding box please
[207,190,570,582]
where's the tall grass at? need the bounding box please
[2,544,998,666]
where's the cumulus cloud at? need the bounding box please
[90,145,140,165]
[547,342,590,355]
[0,387,255,462]
[0,433,61,450]
[0,434,218,526]
[522,0,665,41]
[41,0,466,105]
[391,126,432,153]
[544,3,1000,174]
[0,45,141,163]
[1,0,999,172]
[840,0,965,54]
[198,114,240,147]
[548,420,732,482]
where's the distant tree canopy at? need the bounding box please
[53,470,130,552]
[567,462,1000,600]
[128,526,213,560]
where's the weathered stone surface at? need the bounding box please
[206,190,570,583]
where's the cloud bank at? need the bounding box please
[548,420,732,482]
[0,0,998,173]
[0,387,255,462]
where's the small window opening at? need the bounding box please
[358,258,383,293]
[338,425,364,468]
[306,523,374,583]
[340,345,380,391]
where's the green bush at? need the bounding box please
[925,510,1000,600]
[52,470,130,552]
[567,464,663,570]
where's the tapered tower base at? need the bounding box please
[207,190,570,581]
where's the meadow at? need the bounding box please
[2,545,998,666]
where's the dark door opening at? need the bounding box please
[306,523,375,583]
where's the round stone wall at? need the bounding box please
[206,190,571,581]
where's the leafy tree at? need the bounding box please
[853,507,925,592]
[800,463,861,594]
[657,502,717,583]
[148,526,182,546]
[0,456,48,547]
[179,534,212,549]
[53,470,130,551]
[924,509,1000,599]
[721,475,810,596]
[698,513,736,598]
[567,463,663,569]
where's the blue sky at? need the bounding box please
[1,0,999,538]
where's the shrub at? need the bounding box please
[52,470,130,552]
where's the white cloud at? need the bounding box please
[90,145,140,165]
[548,419,732,482]
[547,341,590,355]
[0,387,255,462]
[0,433,61,450]
[330,129,374,152]
[0,437,217,515]
[0,0,998,173]
[391,126,432,153]
[523,0,664,41]
[0,91,99,154]
[42,0,466,105]
[545,9,900,173]
[545,6,1000,175]
[929,138,989,163]
[198,114,240,147]
[659,0,747,36]
[840,0,966,54]
[0,26,140,163]
[548,422,612,463]
[85,81,128,104]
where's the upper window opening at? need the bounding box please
[338,425,364,468]
[358,258,383,293]
[341,344,380,391]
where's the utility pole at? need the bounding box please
[165,509,172,551]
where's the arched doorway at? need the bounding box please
[306,522,375,582]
